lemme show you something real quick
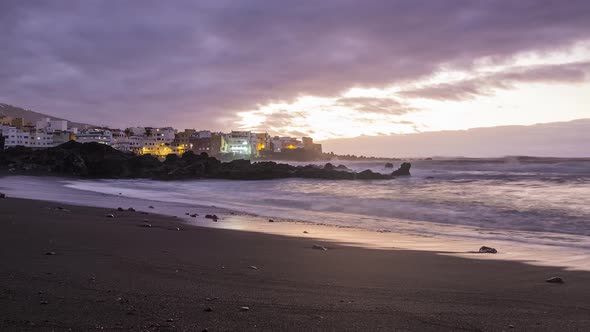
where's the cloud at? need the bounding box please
[0,1,589,130]
[399,61,590,101]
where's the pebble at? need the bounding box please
[106,214,115,218]
[249,266,258,270]
[0,193,6,199]
[240,306,250,311]
[117,207,125,211]
[166,318,174,322]
[312,245,328,251]
[40,300,48,305]
[478,246,498,254]
[141,224,152,228]
[303,231,309,234]
[149,206,154,209]
[546,276,564,284]
[45,251,56,256]
[204,307,213,312]
[268,219,275,223]
[127,207,136,212]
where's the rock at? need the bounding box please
[40,300,48,305]
[202,329,208,332]
[240,306,250,311]
[303,231,309,234]
[44,251,56,256]
[106,214,115,218]
[312,245,328,251]
[546,276,564,284]
[478,246,498,254]
[148,205,154,209]
[205,214,218,221]
[268,219,275,223]
[0,193,6,198]
[117,207,125,211]
[173,227,181,231]
[140,224,152,228]
[190,214,198,218]
[509,325,515,329]
[204,307,213,312]
[127,207,136,212]
[166,318,174,322]
[185,213,190,215]
[391,162,411,176]
[249,265,258,270]
[384,162,394,168]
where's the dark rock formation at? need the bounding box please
[0,141,411,181]
[546,276,564,284]
[384,163,394,168]
[391,162,411,176]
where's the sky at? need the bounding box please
[1,0,590,142]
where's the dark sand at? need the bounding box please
[0,197,589,331]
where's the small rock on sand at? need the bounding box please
[190,214,197,218]
[312,245,328,251]
[127,207,136,212]
[106,214,115,218]
[249,265,258,270]
[478,246,498,254]
[148,206,154,209]
[546,276,564,284]
[44,251,56,256]
[205,214,218,221]
[0,193,6,199]
[185,213,190,215]
[204,307,213,312]
[303,231,309,234]
[117,207,125,211]
[268,219,275,223]
[40,300,48,305]
[240,306,250,311]
[166,318,174,322]
[140,224,152,228]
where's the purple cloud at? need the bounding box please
[1,0,589,129]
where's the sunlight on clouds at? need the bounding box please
[237,44,590,140]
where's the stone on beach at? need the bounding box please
[205,214,218,221]
[127,207,136,212]
[148,206,154,209]
[0,193,6,199]
[117,207,124,211]
[312,245,328,251]
[44,251,56,255]
[140,224,152,228]
[40,300,48,305]
[303,231,309,234]
[249,265,258,270]
[204,307,213,312]
[384,162,394,168]
[106,214,115,218]
[478,246,498,254]
[240,306,250,311]
[190,214,198,218]
[546,276,564,284]
[268,219,275,223]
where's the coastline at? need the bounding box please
[2,174,590,271]
[1,197,590,331]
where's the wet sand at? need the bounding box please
[0,197,589,331]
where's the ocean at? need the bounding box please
[2,157,590,270]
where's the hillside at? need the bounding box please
[0,103,92,129]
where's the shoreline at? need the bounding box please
[2,174,590,272]
[1,197,590,331]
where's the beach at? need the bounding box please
[1,197,589,331]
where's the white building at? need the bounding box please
[1,125,54,149]
[223,131,254,155]
[35,118,68,133]
[75,129,113,145]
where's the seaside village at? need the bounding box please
[0,114,322,160]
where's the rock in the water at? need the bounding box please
[148,205,154,209]
[185,212,190,215]
[127,207,136,212]
[240,306,250,311]
[0,193,6,199]
[384,162,394,168]
[312,245,328,251]
[478,246,498,254]
[546,276,564,284]
[205,214,218,221]
[117,207,125,211]
[391,162,411,176]
[268,219,275,223]
[190,214,197,218]
[106,214,115,218]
